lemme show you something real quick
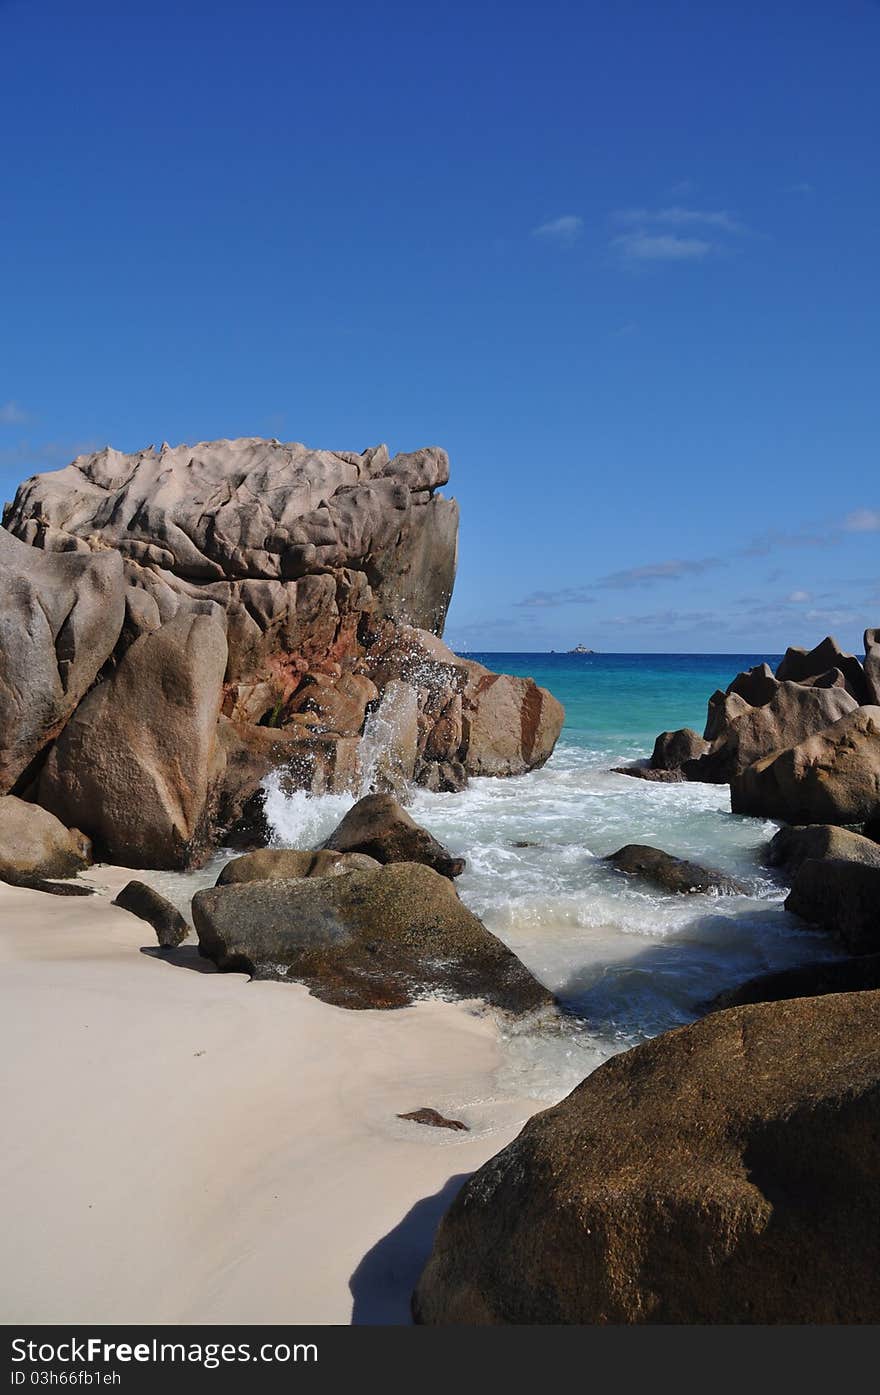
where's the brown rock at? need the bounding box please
[113,880,189,947]
[785,858,880,954]
[38,613,228,868]
[413,991,880,1323]
[707,955,880,1011]
[764,824,880,875]
[864,628,880,706]
[606,844,747,895]
[461,668,564,777]
[192,862,554,1014]
[398,1108,469,1132]
[650,728,708,771]
[776,635,870,704]
[0,795,92,886]
[321,792,464,878]
[731,706,880,825]
[0,527,125,793]
[216,848,380,885]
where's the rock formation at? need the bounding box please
[785,858,880,954]
[730,705,880,825]
[644,636,868,786]
[192,862,555,1014]
[0,438,564,866]
[319,793,465,878]
[605,844,747,895]
[413,991,880,1324]
[707,955,880,1012]
[112,881,189,948]
[764,824,880,875]
[0,795,92,889]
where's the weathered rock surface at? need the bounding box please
[765,824,880,875]
[650,728,708,771]
[605,844,747,895]
[731,706,880,825]
[785,858,880,954]
[776,636,870,704]
[645,635,875,788]
[112,880,189,947]
[688,680,856,782]
[413,991,880,1324]
[2,439,565,864]
[864,628,880,707]
[38,613,229,868]
[0,795,91,887]
[708,955,880,1011]
[192,862,554,1013]
[459,665,564,777]
[216,848,380,885]
[0,527,125,793]
[320,794,465,878]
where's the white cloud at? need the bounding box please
[844,508,880,533]
[615,206,746,234]
[0,401,28,425]
[785,590,811,603]
[532,215,583,243]
[613,231,712,262]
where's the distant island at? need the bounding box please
[568,644,596,654]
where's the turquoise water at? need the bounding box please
[467,651,784,762]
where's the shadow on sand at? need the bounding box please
[349,1173,468,1325]
[139,944,219,974]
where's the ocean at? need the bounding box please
[159,653,840,1104]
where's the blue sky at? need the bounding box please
[1,0,877,654]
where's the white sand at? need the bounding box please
[0,870,546,1325]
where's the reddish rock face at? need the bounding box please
[2,438,565,866]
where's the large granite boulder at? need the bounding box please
[413,991,880,1324]
[765,824,880,875]
[0,527,125,793]
[0,795,91,886]
[785,858,880,954]
[730,706,880,825]
[192,862,554,1013]
[459,665,564,777]
[38,613,228,867]
[3,439,458,630]
[2,439,565,864]
[320,793,465,878]
[688,680,856,782]
[645,636,873,785]
[216,848,380,885]
[605,844,747,895]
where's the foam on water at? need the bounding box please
[256,734,837,1104]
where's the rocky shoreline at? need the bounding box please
[3,438,880,1325]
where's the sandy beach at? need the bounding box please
[1,870,545,1325]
